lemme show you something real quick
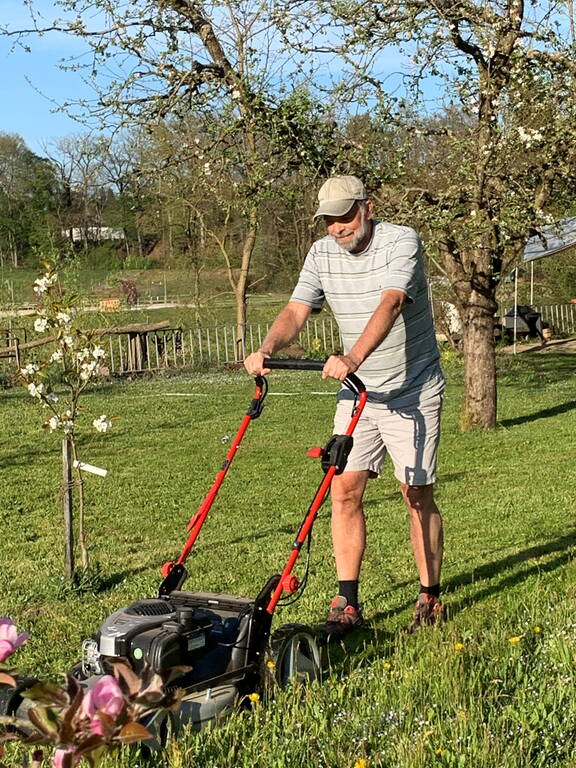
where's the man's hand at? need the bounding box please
[322,354,360,382]
[244,350,271,376]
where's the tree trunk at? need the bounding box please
[234,213,258,360]
[460,291,497,429]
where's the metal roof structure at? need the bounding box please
[523,216,576,262]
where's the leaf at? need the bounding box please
[0,674,16,687]
[23,682,69,707]
[117,722,152,744]
[59,678,85,742]
[74,734,105,757]
[84,745,107,767]
[0,731,23,743]
[27,706,60,738]
[110,659,141,698]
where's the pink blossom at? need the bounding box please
[81,675,125,734]
[0,619,29,663]
[52,748,80,768]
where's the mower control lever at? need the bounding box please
[264,357,365,395]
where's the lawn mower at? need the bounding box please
[1,358,367,746]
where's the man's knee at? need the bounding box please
[331,471,368,509]
[400,482,436,512]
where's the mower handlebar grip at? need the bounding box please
[265,357,324,372]
[264,357,365,393]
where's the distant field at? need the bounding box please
[2,351,576,767]
[0,264,300,332]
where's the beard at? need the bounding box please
[332,210,372,253]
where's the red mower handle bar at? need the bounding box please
[264,357,368,615]
[264,357,365,395]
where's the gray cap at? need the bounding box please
[313,175,366,219]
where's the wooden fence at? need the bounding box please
[2,304,574,377]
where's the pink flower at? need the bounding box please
[52,748,80,768]
[81,675,125,735]
[0,619,29,663]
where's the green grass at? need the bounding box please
[1,351,576,767]
[0,264,291,327]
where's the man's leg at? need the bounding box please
[323,469,370,637]
[400,483,443,587]
[330,469,370,580]
[400,482,444,630]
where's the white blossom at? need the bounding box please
[55,311,72,328]
[34,317,49,333]
[62,335,75,348]
[93,414,112,433]
[20,363,39,376]
[45,392,59,404]
[33,274,57,295]
[80,360,99,381]
[50,348,64,363]
[203,162,212,177]
[92,345,105,359]
[77,347,91,362]
[27,382,45,398]
[47,415,60,432]
[517,126,544,147]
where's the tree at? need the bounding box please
[280,1,576,428]
[0,133,57,266]
[4,2,338,355]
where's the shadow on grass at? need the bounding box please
[0,445,59,466]
[97,566,152,592]
[444,529,576,610]
[323,529,576,673]
[497,352,576,386]
[498,399,576,428]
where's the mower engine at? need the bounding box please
[82,598,213,677]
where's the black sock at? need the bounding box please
[338,580,359,608]
[419,583,440,599]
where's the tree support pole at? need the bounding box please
[62,437,74,580]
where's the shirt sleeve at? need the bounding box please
[378,227,422,302]
[289,248,325,311]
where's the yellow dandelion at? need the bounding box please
[533,626,542,633]
[354,759,368,768]
[266,660,276,669]
[454,642,464,651]
[248,692,260,703]
[508,635,522,644]
[383,662,392,670]
[436,748,446,755]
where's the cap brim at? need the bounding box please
[313,199,356,219]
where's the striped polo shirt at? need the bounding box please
[290,220,445,408]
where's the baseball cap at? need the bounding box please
[313,175,366,219]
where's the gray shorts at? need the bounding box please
[333,395,443,486]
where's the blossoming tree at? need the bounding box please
[18,264,112,580]
[280,0,576,428]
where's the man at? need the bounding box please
[244,175,445,636]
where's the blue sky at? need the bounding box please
[0,1,94,154]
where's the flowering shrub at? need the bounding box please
[17,262,113,579]
[18,265,110,440]
[0,619,183,768]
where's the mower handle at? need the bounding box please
[264,357,365,394]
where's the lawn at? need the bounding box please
[1,350,576,767]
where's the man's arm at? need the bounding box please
[244,301,312,375]
[322,289,406,381]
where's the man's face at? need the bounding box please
[324,201,374,253]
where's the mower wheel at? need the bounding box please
[267,623,322,688]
